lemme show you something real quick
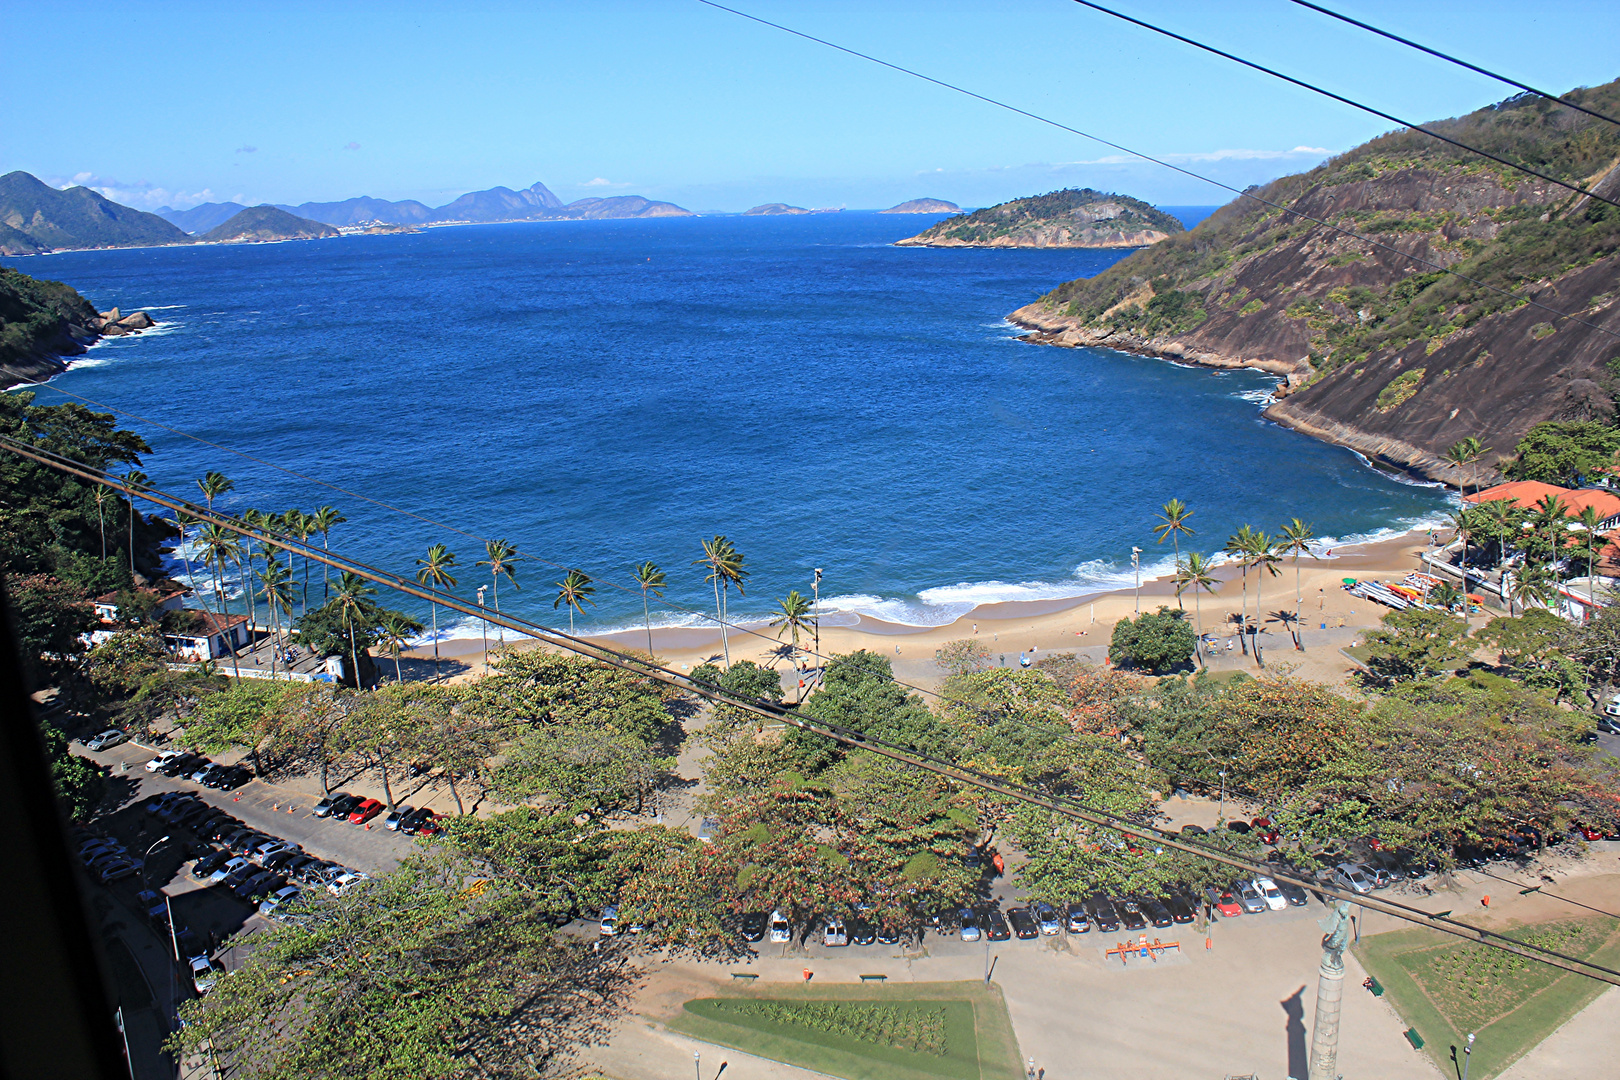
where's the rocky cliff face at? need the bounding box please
[0,268,155,384]
[1008,82,1620,486]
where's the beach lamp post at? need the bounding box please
[476,585,488,674]
[1131,547,1142,613]
[694,1050,701,1080]
[1462,1032,1475,1080]
[813,568,822,680]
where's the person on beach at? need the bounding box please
[973,623,978,634]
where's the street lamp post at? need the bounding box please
[1217,770,1226,823]
[694,1049,701,1080]
[1132,547,1142,613]
[1462,1032,1476,1080]
[140,835,171,894]
[812,568,822,685]
[476,585,488,674]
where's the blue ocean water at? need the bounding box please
[6,211,1449,638]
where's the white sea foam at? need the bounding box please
[1233,387,1277,406]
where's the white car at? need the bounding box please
[189,955,221,994]
[822,917,848,947]
[146,750,184,773]
[209,857,251,885]
[327,871,370,896]
[86,729,129,751]
[1604,694,1620,718]
[599,906,619,937]
[1252,876,1288,911]
[768,909,791,943]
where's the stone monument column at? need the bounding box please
[1310,899,1353,1079]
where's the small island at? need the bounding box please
[896,188,1183,248]
[880,198,962,214]
[744,203,812,216]
[200,205,340,244]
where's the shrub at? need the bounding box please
[1108,606,1194,674]
[1375,368,1426,411]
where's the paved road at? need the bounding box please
[80,739,419,874]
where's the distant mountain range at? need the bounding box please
[156,180,691,232]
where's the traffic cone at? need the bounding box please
[365,823,372,830]
[288,806,295,813]
[233,796,240,802]
[272,803,279,811]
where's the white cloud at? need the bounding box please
[236,144,257,154]
[51,172,220,210]
[343,141,361,151]
[579,177,631,188]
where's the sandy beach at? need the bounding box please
[408,528,1453,690]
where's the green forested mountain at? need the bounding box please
[1010,79,1620,484]
[199,205,340,243]
[0,171,191,254]
[0,267,103,382]
[898,188,1183,248]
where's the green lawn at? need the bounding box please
[1354,916,1620,1079]
[667,980,1023,1080]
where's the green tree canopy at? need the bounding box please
[1108,605,1195,674]
[1505,420,1620,485]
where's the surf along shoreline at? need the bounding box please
[412,526,1442,688]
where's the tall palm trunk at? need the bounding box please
[712,574,729,667]
[1171,536,1182,610]
[378,749,395,810]
[1193,586,1204,667]
[643,591,654,656]
[1238,564,1250,655]
[1253,569,1265,667]
[429,601,441,683]
[448,770,464,816]
[492,576,502,645]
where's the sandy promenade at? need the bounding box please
[408,528,1452,688]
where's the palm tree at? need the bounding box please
[197,470,233,512]
[633,561,666,656]
[376,610,424,684]
[197,523,244,680]
[1174,553,1220,665]
[1510,562,1555,613]
[310,506,346,600]
[1277,518,1316,643]
[1223,526,1260,652]
[1476,497,1515,569]
[1534,494,1572,573]
[415,544,458,682]
[1249,532,1282,663]
[770,590,816,656]
[696,535,745,667]
[477,539,520,645]
[1153,499,1195,610]
[1444,437,1489,501]
[1576,505,1604,609]
[333,572,378,689]
[92,485,110,560]
[554,569,595,634]
[257,557,295,678]
[281,514,315,621]
[1430,582,1463,613]
[122,470,148,580]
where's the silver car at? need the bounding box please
[86,729,129,751]
[1234,881,1268,914]
[1333,862,1374,895]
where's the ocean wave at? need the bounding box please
[1233,387,1277,406]
[1348,450,1450,490]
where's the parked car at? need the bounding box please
[312,793,356,819]
[384,805,415,831]
[226,833,271,857]
[1234,881,1269,914]
[282,855,318,879]
[876,924,901,945]
[252,840,299,865]
[348,798,385,825]
[850,919,876,945]
[822,917,848,947]
[1251,817,1280,844]
[259,885,301,918]
[218,766,252,791]
[234,871,281,900]
[1179,824,1207,836]
[260,849,302,872]
[1205,886,1244,918]
[299,861,340,886]
[1276,880,1310,907]
[1252,876,1288,911]
[1333,862,1375,895]
[146,750,184,772]
[86,729,129,751]
[1603,694,1620,719]
[983,908,1012,942]
[327,871,370,896]
[768,909,792,943]
[159,754,204,778]
[1065,902,1091,934]
[201,817,243,841]
[1085,895,1120,933]
[196,763,229,786]
[210,857,251,884]
[174,804,216,827]
[158,797,203,823]
[98,860,140,884]
[1225,819,1251,834]
[192,851,232,880]
[220,863,259,891]
[327,794,362,820]
[738,912,767,942]
[189,955,221,994]
[1116,899,1148,931]
[1140,897,1175,928]
[400,807,439,835]
[186,762,218,784]
[1033,902,1062,935]
[958,908,982,943]
[1007,908,1039,939]
[599,905,619,937]
[1164,893,1195,924]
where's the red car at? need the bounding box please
[348,798,384,824]
[1205,886,1244,918]
[1252,817,1280,844]
[1575,823,1603,841]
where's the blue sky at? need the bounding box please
[4,1,1615,213]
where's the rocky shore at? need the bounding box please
[1,304,158,385]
